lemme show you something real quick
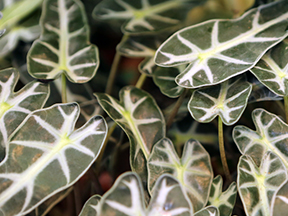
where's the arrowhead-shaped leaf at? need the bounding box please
[148,138,213,212]
[79,195,101,216]
[250,41,288,96]
[92,0,202,34]
[95,86,165,181]
[155,1,288,88]
[208,175,237,216]
[271,180,288,216]
[188,76,252,125]
[98,172,192,216]
[238,152,287,216]
[0,68,49,159]
[194,206,219,216]
[233,108,288,168]
[27,0,99,83]
[0,103,107,215]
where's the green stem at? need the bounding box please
[284,96,288,123]
[166,89,189,130]
[135,73,147,89]
[61,74,67,103]
[105,34,129,95]
[218,116,232,182]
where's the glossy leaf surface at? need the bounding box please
[208,175,237,216]
[233,108,288,168]
[238,152,287,216]
[0,103,107,215]
[148,138,213,212]
[250,41,288,96]
[28,0,99,83]
[98,172,192,216]
[155,1,288,88]
[0,68,49,158]
[95,86,165,180]
[272,180,288,216]
[194,206,219,216]
[93,0,201,34]
[79,195,101,216]
[188,76,252,125]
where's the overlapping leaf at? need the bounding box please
[95,86,165,181]
[92,0,202,34]
[271,180,288,216]
[237,152,287,216]
[188,76,252,125]
[98,172,192,216]
[0,68,49,159]
[208,175,237,216]
[0,103,107,215]
[79,195,101,216]
[250,41,288,96]
[194,206,219,216]
[27,0,99,83]
[233,108,288,168]
[148,138,213,212]
[153,65,185,98]
[155,0,288,88]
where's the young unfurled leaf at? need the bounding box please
[27,0,99,83]
[250,41,288,96]
[233,108,288,168]
[271,180,288,216]
[0,103,107,215]
[92,0,202,34]
[98,172,192,216]
[188,76,252,125]
[194,206,219,216]
[0,68,49,159]
[79,195,101,216]
[95,86,165,181]
[238,152,287,216]
[155,1,288,88]
[153,65,185,98]
[148,138,213,212]
[208,175,237,216]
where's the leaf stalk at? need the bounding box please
[61,73,67,103]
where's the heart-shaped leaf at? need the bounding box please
[0,68,49,159]
[208,175,237,216]
[92,0,202,34]
[148,138,213,212]
[237,152,287,216]
[188,76,252,125]
[271,180,288,216]
[27,0,99,83]
[153,65,185,98]
[155,1,288,88]
[250,41,288,96]
[0,103,107,215]
[95,86,165,181]
[98,172,192,216]
[79,195,101,216]
[233,108,288,168]
[194,206,219,216]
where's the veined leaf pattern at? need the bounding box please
[233,108,288,168]
[27,0,99,83]
[271,180,288,216]
[95,86,165,181]
[250,41,288,96]
[237,152,287,216]
[98,172,192,216]
[0,12,4,36]
[148,138,213,212]
[79,194,101,216]
[188,76,252,125]
[193,206,219,216]
[92,0,201,34]
[0,103,107,215]
[153,65,185,98]
[155,1,288,88]
[0,68,49,158]
[208,175,237,216]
